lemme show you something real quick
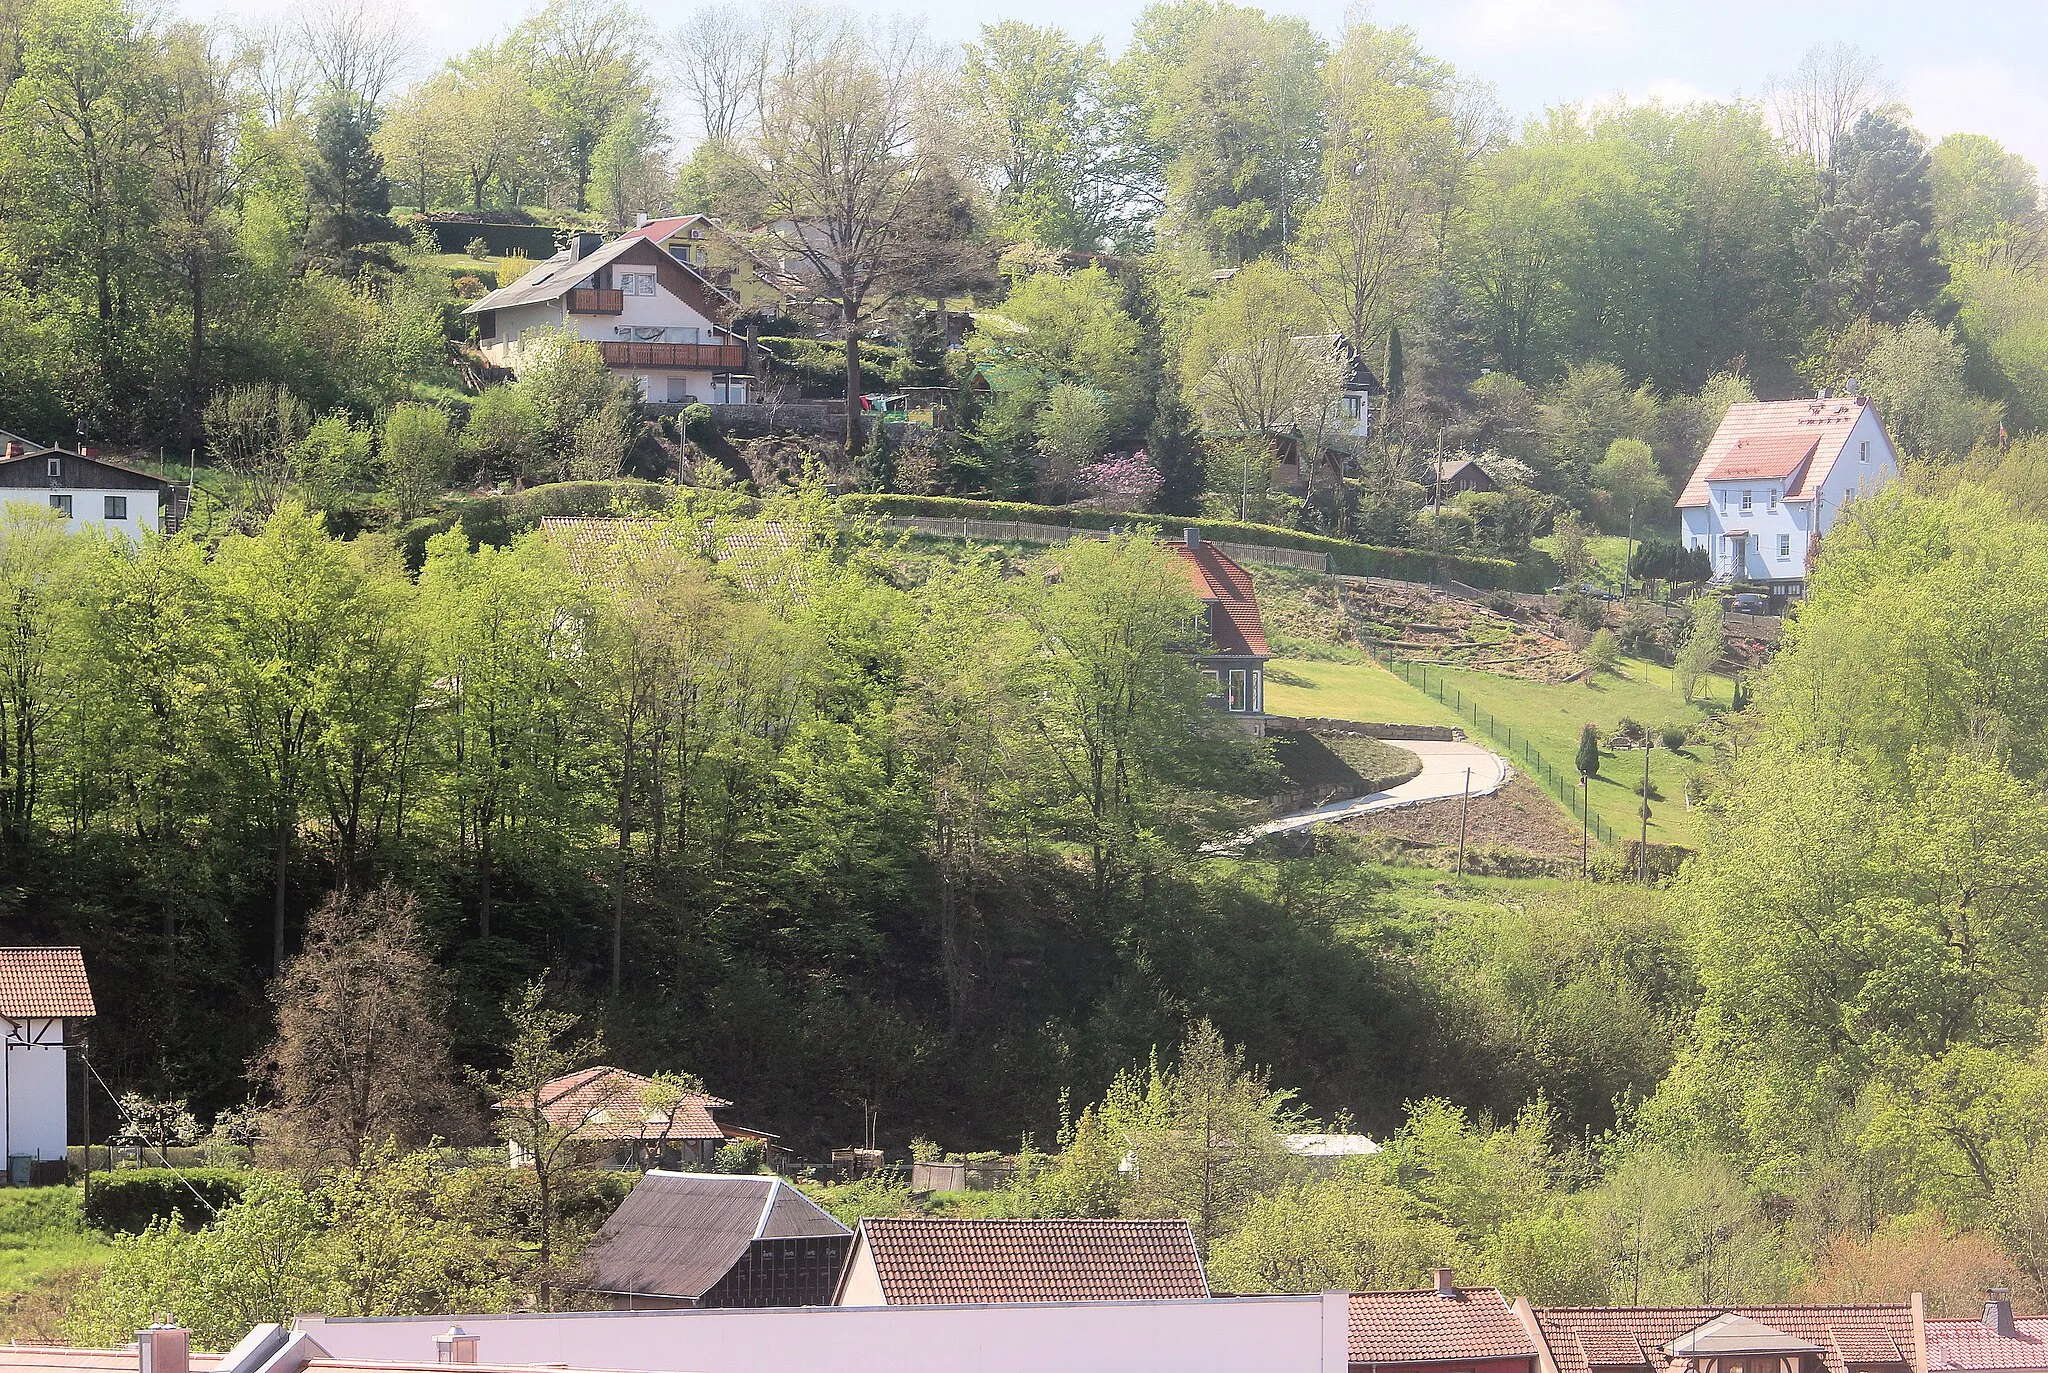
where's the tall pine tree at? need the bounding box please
[1803,112,1948,329]
[305,98,402,278]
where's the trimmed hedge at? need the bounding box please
[82,1168,248,1233]
[841,494,1554,590]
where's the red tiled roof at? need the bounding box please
[0,947,95,1018]
[621,214,706,245]
[1930,1316,2048,1370]
[1348,1287,1536,1365]
[1170,542,1269,657]
[503,1067,731,1142]
[1677,399,1873,508]
[1709,433,1820,483]
[853,1217,1209,1304]
[1535,1307,1915,1373]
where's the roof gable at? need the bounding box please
[1679,399,1881,508]
[0,946,95,1018]
[1170,541,1270,658]
[466,235,735,322]
[1347,1286,1535,1365]
[0,451,171,491]
[849,1217,1209,1305]
[579,1171,849,1300]
[1535,1306,1914,1373]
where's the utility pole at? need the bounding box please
[1456,767,1472,876]
[1639,738,1653,885]
[1580,775,1589,877]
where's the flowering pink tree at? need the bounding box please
[1079,449,1163,511]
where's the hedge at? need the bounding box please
[840,494,1554,590]
[396,479,686,568]
[82,1168,248,1233]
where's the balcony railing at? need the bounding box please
[598,341,749,369]
[567,288,624,314]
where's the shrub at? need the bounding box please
[1584,628,1620,676]
[1576,723,1601,778]
[714,1140,769,1174]
[1633,778,1663,801]
[1612,717,1645,745]
[1659,724,1688,751]
[681,402,717,444]
[82,1169,248,1234]
[465,236,491,260]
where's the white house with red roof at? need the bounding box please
[464,232,752,407]
[1169,530,1271,728]
[1,946,94,1175]
[1677,393,1899,596]
[499,1066,781,1171]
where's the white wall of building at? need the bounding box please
[1,486,159,536]
[292,1295,1351,1373]
[3,1018,70,1161]
[1684,406,1897,587]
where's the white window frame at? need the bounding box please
[46,457,60,479]
[1741,490,1753,512]
[104,494,127,519]
[620,272,657,297]
[1768,489,1778,511]
[1227,669,1248,712]
[1777,532,1791,559]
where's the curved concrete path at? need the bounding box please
[1255,738,1512,839]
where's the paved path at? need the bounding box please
[1254,738,1512,838]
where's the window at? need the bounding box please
[1777,532,1791,558]
[620,272,657,296]
[1251,670,1263,713]
[46,457,60,479]
[104,495,126,519]
[1860,440,1869,462]
[1741,490,1753,512]
[1769,488,1778,511]
[712,373,747,404]
[1719,488,1729,512]
[49,494,71,516]
[1343,394,1363,421]
[1227,669,1247,712]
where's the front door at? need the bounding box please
[1727,534,1747,578]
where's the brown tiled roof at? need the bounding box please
[505,1067,731,1142]
[580,1171,850,1299]
[853,1217,1209,1304]
[1170,542,1270,657]
[1677,398,1872,508]
[1709,434,1819,483]
[1348,1287,1536,1365]
[0,947,95,1018]
[1535,1307,1915,1373]
[0,1350,220,1373]
[1929,1316,2048,1370]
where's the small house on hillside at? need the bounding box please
[834,1217,1210,1306]
[1428,457,1498,502]
[1170,531,1270,729]
[0,437,173,537]
[1349,1271,1535,1373]
[622,214,799,318]
[501,1067,782,1171]
[577,1171,852,1309]
[1677,393,1899,596]
[465,232,753,407]
[1,946,94,1180]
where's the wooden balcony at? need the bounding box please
[567,288,624,314]
[598,341,749,369]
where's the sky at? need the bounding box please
[192,0,2048,177]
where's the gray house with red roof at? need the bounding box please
[1170,531,1271,729]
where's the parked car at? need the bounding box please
[1728,592,1769,613]
[1550,582,1619,601]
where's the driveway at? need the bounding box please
[1255,738,1512,838]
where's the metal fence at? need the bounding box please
[882,515,1333,572]
[1368,648,1617,848]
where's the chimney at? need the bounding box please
[138,1324,190,1373]
[435,1327,480,1365]
[571,231,602,261]
[1184,527,1202,549]
[1433,1267,1458,1298]
[3,441,18,459]
[1817,387,1830,400]
[1985,1289,2015,1338]
[636,212,649,228]
[80,445,97,458]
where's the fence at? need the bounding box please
[1367,648,1617,849]
[882,515,1333,572]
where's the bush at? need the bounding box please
[82,1169,248,1234]
[1612,717,1645,746]
[681,402,717,444]
[714,1140,768,1174]
[465,237,490,260]
[1584,628,1620,675]
[1658,724,1688,751]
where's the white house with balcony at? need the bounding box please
[464,233,753,406]
[0,434,171,536]
[1676,394,1899,596]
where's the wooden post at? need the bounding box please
[1639,739,1653,884]
[1580,776,1589,877]
[1456,767,1471,876]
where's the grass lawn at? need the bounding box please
[1262,657,1464,728]
[0,1187,107,1294]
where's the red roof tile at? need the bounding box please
[1170,542,1270,657]
[502,1067,731,1142]
[1348,1287,1536,1365]
[0,947,95,1018]
[1709,433,1820,483]
[1678,399,1873,508]
[852,1217,1209,1304]
[1930,1316,2048,1370]
[1535,1307,1915,1373]
[0,1350,222,1373]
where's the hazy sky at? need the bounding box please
[196,0,2048,176]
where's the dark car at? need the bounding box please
[1728,592,1769,613]
[1550,582,1619,601]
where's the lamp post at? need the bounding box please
[1639,736,1653,885]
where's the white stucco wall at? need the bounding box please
[294,1296,1351,1373]
[4,1019,70,1161]
[2,487,159,536]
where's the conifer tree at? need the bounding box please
[306,98,401,277]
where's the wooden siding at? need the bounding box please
[599,341,748,369]
[569,288,625,314]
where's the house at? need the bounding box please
[575,1170,852,1309]
[499,1067,782,1171]
[0,1326,223,1373]
[833,1217,1210,1306]
[622,215,798,319]
[1522,1302,1921,1373]
[1429,458,1498,501]
[1349,1272,1536,1373]
[1928,1290,2048,1373]
[1677,393,1900,596]
[1170,530,1271,728]
[0,438,173,537]
[464,233,753,407]
[1,946,94,1180]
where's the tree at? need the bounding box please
[1550,511,1595,585]
[1206,1163,1459,1293]
[1584,628,1619,676]
[304,96,401,277]
[254,884,469,1170]
[1804,112,1947,329]
[113,1093,200,1156]
[379,402,455,518]
[1929,134,2044,274]
[462,386,541,482]
[205,383,311,522]
[440,50,540,211]
[511,329,636,482]
[1672,597,1723,703]
[1593,438,1671,593]
[0,507,87,843]
[1576,723,1600,779]
[968,266,1145,430]
[373,74,451,212]
[1765,42,1887,186]
[520,0,647,212]
[1857,315,2003,458]
[1035,382,1112,499]
[959,22,1123,252]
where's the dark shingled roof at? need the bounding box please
[1348,1286,1536,1365]
[0,947,95,1018]
[579,1171,849,1300]
[1535,1307,1915,1373]
[851,1217,1209,1305]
